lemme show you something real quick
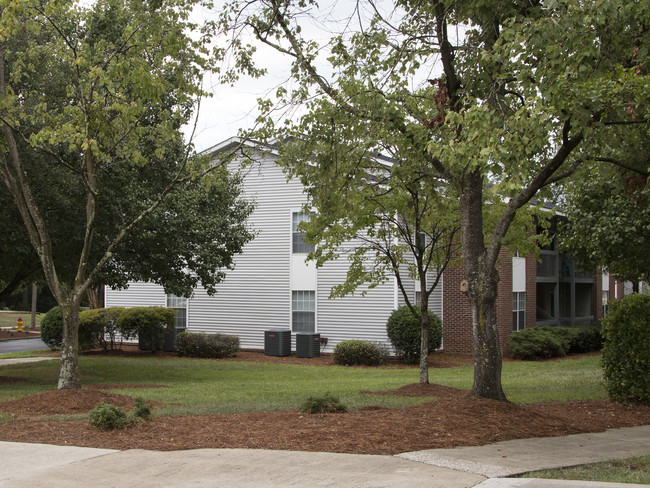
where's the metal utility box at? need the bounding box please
[264,329,291,357]
[296,333,321,358]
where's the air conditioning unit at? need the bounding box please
[264,329,291,357]
[296,333,320,358]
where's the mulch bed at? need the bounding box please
[1,349,649,454]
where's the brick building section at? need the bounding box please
[442,248,518,354]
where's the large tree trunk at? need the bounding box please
[459,170,507,401]
[58,298,81,389]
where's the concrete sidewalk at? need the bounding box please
[1,426,648,488]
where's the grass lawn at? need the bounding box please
[518,455,650,484]
[0,311,41,328]
[0,353,606,416]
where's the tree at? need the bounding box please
[0,0,255,389]
[223,0,649,399]
[276,117,460,384]
[561,163,650,285]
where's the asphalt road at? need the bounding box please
[0,337,48,353]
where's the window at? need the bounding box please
[602,290,609,317]
[166,294,187,329]
[292,212,314,253]
[415,291,422,307]
[292,290,315,332]
[513,292,525,331]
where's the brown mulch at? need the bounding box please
[0,328,40,340]
[1,349,649,454]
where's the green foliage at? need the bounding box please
[41,306,103,351]
[508,327,567,361]
[333,340,385,366]
[386,306,443,364]
[40,306,63,350]
[88,397,152,430]
[300,393,347,414]
[508,326,603,361]
[176,331,240,359]
[602,294,650,403]
[0,0,254,388]
[116,307,176,352]
[79,307,126,350]
[88,403,129,430]
[561,170,650,284]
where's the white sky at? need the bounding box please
[185,0,411,151]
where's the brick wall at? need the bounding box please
[442,248,516,355]
[442,263,473,353]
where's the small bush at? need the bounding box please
[116,307,177,352]
[40,306,102,351]
[569,325,603,353]
[176,332,239,358]
[507,327,566,360]
[88,397,152,430]
[333,340,385,366]
[88,403,130,430]
[40,306,63,350]
[386,306,443,364]
[79,307,125,350]
[300,393,347,414]
[602,293,650,403]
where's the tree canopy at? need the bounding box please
[223,0,650,399]
[0,0,254,388]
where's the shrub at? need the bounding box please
[116,307,177,352]
[507,324,603,361]
[333,340,385,366]
[79,307,125,350]
[40,306,63,350]
[176,332,239,358]
[88,403,129,430]
[507,327,566,360]
[300,393,347,414]
[386,306,443,364]
[601,293,650,403]
[88,397,152,430]
[40,306,102,351]
[569,325,603,353]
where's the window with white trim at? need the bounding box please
[292,290,315,332]
[513,292,525,331]
[292,212,314,253]
[166,294,187,329]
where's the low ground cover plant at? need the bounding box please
[507,325,602,361]
[601,293,650,403]
[176,331,239,358]
[300,393,347,414]
[333,340,385,366]
[88,397,152,430]
[386,306,443,363]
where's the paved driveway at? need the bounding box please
[0,337,48,353]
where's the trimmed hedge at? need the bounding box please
[40,306,108,351]
[333,340,385,366]
[601,293,650,403]
[40,306,64,350]
[79,307,126,350]
[386,306,443,364]
[116,307,177,352]
[176,331,239,358]
[507,325,603,361]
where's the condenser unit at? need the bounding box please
[264,329,291,357]
[296,333,321,358]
